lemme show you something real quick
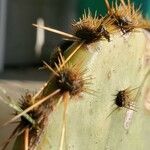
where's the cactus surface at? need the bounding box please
[12,30,150,150]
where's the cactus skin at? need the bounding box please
[12,30,150,150]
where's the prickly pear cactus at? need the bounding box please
[0,0,150,150]
[33,31,150,150]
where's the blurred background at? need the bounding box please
[0,0,149,149]
[0,0,150,72]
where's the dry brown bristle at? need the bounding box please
[59,92,70,150]
[105,0,148,34]
[50,40,74,68]
[59,41,84,69]
[6,89,60,126]
[1,88,60,150]
[45,51,93,97]
[20,92,34,109]
[106,87,137,119]
[17,90,59,150]
[115,87,138,110]
[43,61,59,76]
[18,93,39,128]
[1,93,37,150]
[72,9,114,44]
[32,24,79,41]
[115,89,130,108]
[24,128,29,150]
[56,68,85,96]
